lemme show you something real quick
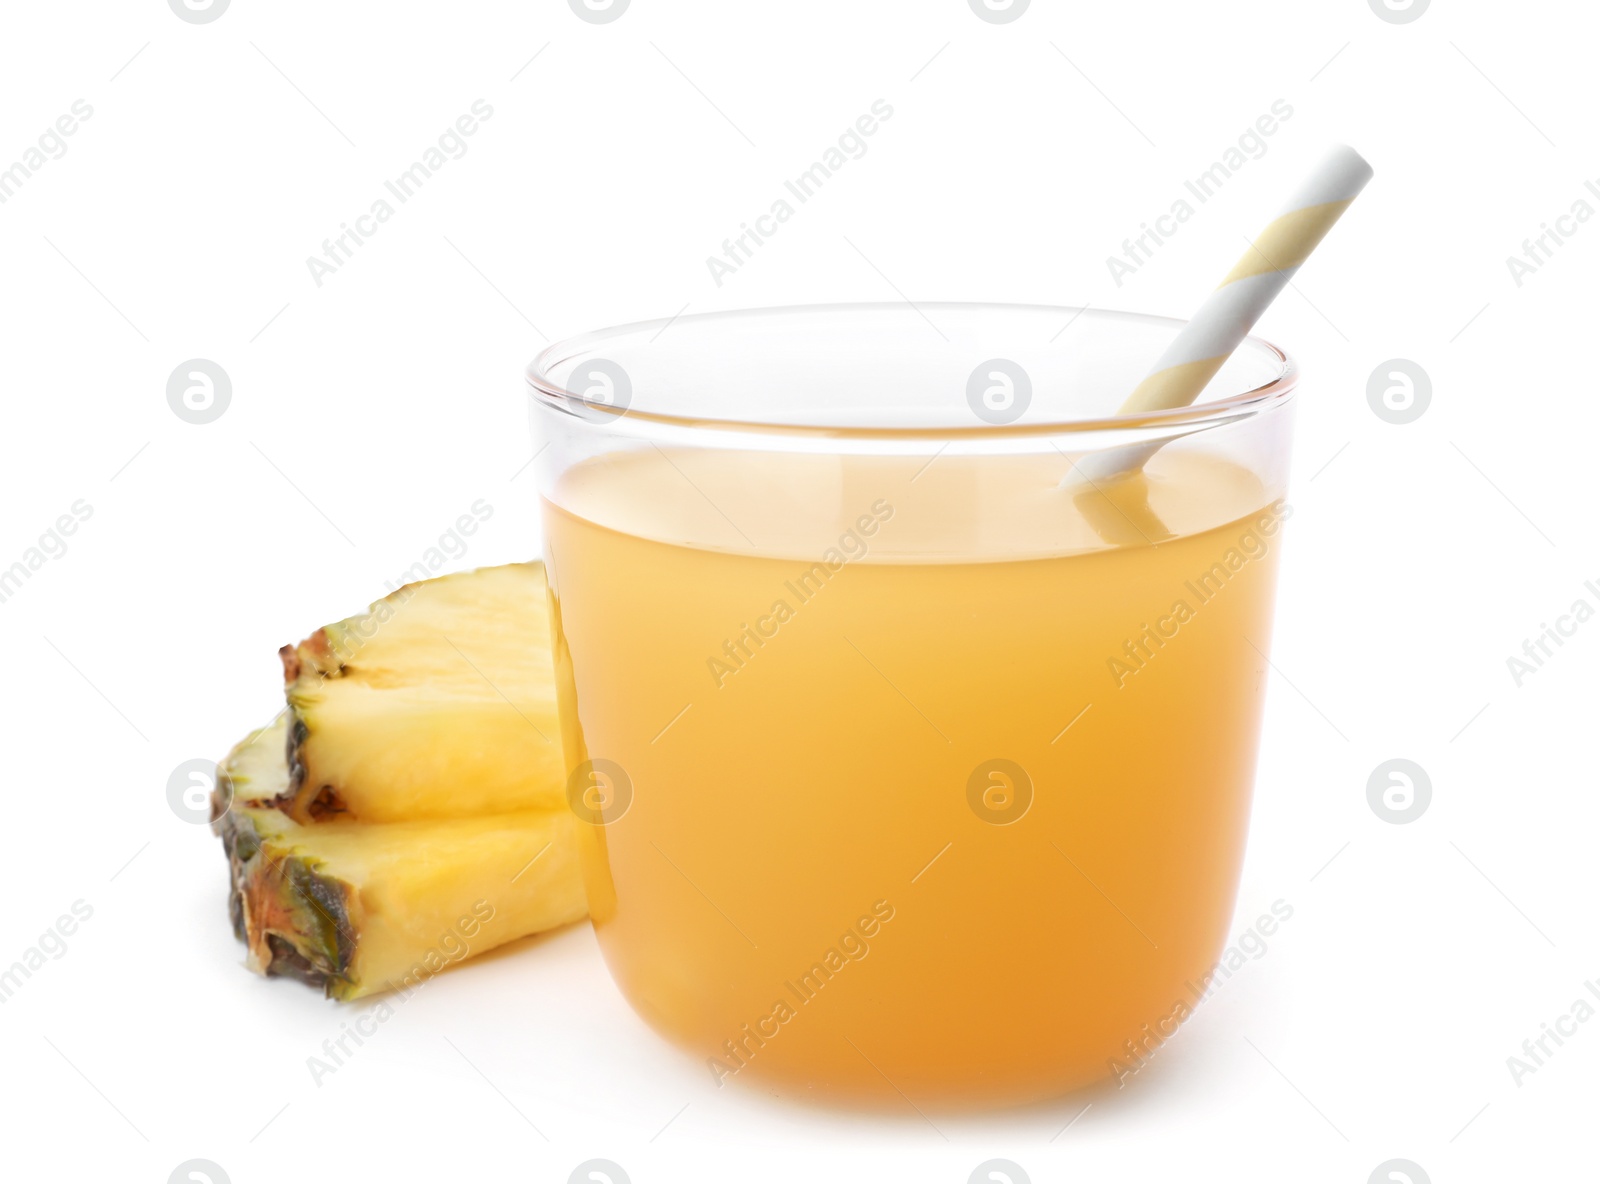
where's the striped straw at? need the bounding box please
[1066,145,1371,494]
[1119,144,1373,415]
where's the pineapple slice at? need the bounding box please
[215,719,586,1000]
[273,563,566,822]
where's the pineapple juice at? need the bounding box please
[542,444,1287,1105]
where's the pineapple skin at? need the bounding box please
[215,721,587,1000]
[273,563,568,823]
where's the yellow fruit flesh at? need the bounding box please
[219,717,586,1000]
[284,563,566,822]
[242,806,587,999]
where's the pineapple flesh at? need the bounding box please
[215,718,586,1000]
[275,563,566,822]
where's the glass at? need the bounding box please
[527,304,1297,1108]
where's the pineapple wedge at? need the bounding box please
[215,719,586,1000]
[273,563,565,822]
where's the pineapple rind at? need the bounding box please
[216,801,356,992]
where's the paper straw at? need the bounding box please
[1119,144,1373,415]
[1066,145,1372,494]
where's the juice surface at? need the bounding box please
[542,447,1285,1107]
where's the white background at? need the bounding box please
[1,0,1593,1180]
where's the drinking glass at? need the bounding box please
[528,304,1296,1107]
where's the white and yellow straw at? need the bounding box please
[1071,144,1373,488]
[1120,144,1372,415]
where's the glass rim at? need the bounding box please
[525,301,1297,441]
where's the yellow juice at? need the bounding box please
[542,446,1287,1106]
